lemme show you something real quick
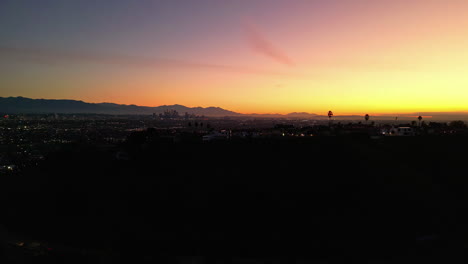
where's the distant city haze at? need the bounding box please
[2,1,468,114]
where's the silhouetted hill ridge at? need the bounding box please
[0,96,242,117]
[0,96,325,117]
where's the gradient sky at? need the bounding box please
[1,0,468,114]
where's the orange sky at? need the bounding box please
[1,0,468,115]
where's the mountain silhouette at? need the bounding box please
[0,97,330,118]
[2,96,465,120]
[286,112,319,118]
[0,97,242,117]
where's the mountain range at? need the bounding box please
[2,97,466,120]
[0,97,246,117]
[1,97,318,117]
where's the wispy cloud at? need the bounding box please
[244,22,295,66]
[0,46,293,76]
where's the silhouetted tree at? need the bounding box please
[411,121,417,127]
[449,120,467,129]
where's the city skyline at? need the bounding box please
[2,0,468,114]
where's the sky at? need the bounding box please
[1,0,468,115]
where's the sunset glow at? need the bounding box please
[1,0,468,115]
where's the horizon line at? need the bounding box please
[2,96,468,117]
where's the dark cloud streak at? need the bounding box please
[244,22,295,66]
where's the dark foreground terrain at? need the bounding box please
[2,134,468,263]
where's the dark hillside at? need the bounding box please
[2,136,468,261]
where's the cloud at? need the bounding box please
[244,22,295,66]
[0,46,293,76]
